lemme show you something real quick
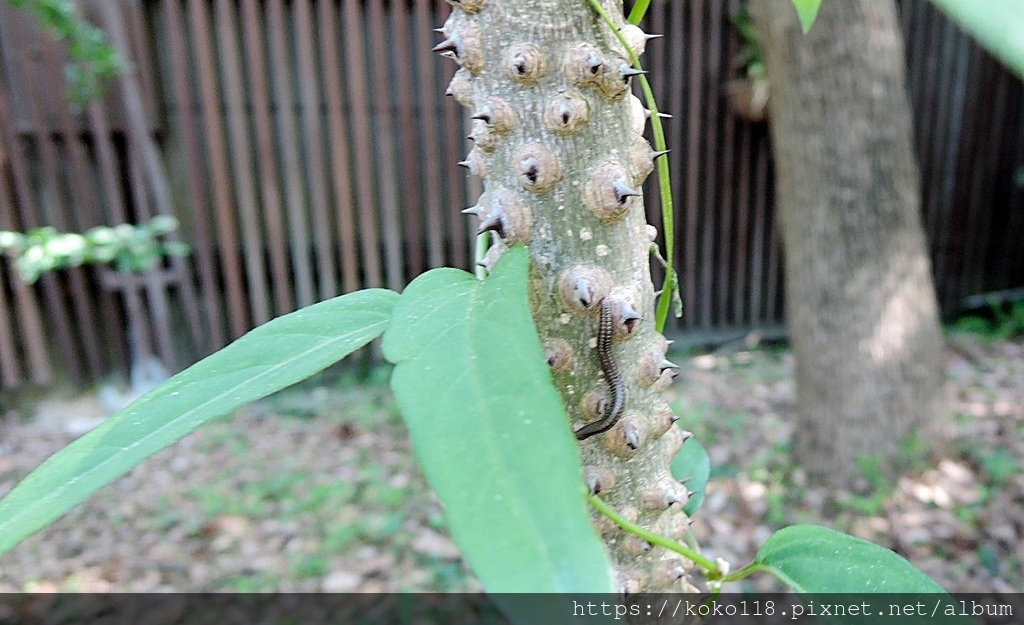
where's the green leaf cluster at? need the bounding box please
[731,7,766,80]
[0,216,188,283]
[6,0,129,104]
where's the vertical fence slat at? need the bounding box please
[764,161,782,324]
[1002,104,1024,289]
[938,31,974,308]
[123,0,159,125]
[161,0,226,349]
[268,0,316,306]
[0,259,21,387]
[961,63,1010,300]
[0,143,23,387]
[698,1,723,328]
[942,44,985,309]
[921,8,954,252]
[997,96,1024,288]
[123,133,175,367]
[342,0,384,288]
[683,1,704,329]
[391,1,424,278]
[985,81,1022,291]
[317,0,360,293]
[238,0,292,315]
[715,114,736,328]
[715,1,739,327]
[748,136,769,324]
[445,118,468,269]
[716,0,741,325]
[366,0,405,291]
[295,0,338,300]
[926,24,969,305]
[912,2,942,245]
[40,39,99,221]
[188,0,249,337]
[264,0,315,309]
[317,0,359,293]
[905,0,931,155]
[414,0,447,270]
[216,0,271,326]
[732,124,752,327]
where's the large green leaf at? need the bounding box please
[755,525,970,624]
[929,0,1024,79]
[383,245,616,595]
[0,289,398,556]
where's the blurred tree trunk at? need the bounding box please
[751,0,946,488]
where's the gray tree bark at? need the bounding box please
[751,0,946,488]
[438,0,698,593]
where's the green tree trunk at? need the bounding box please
[751,0,946,488]
[439,0,698,593]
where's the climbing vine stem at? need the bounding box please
[588,494,721,577]
[586,0,679,332]
[474,232,490,281]
[589,493,776,586]
[626,0,653,25]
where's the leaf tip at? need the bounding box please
[792,0,823,33]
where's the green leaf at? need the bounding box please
[0,289,398,556]
[756,525,946,592]
[383,245,616,595]
[755,525,970,624]
[790,0,823,33]
[929,0,1024,79]
[670,437,710,516]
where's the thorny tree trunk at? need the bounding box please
[438,0,698,593]
[751,0,946,487]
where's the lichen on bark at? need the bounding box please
[438,0,699,594]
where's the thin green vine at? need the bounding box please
[474,232,490,281]
[590,492,782,588]
[626,0,653,25]
[589,493,722,577]
[587,0,680,332]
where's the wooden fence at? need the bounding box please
[0,0,1021,389]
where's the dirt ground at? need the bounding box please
[0,333,1020,593]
